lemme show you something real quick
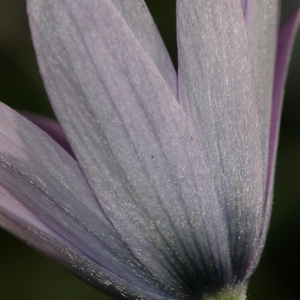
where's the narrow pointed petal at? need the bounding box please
[110,0,177,96]
[22,112,74,158]
[242,0,279,171]
[28,0,232,296]
[262,5,300,241]
[177,0,264,280]
[0,103,174,300]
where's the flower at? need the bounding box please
[0,1,299,299]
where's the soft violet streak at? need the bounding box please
[266,5,300,213]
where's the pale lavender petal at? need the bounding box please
[242,0,279,169]
[28,0,232,296]
[0,186,122,293]
[240,0,248,15]
[263,5,300,240]
[0,188,168,300]
[22,112,74,158]
[177,0,264,281]
[0,185,65,254]
[110,0,177,96]
[0,103,173,300]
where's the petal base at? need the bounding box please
[203,285,247,300]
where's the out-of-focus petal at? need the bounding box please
[28,0,232,297]
[177,0,264,281]
[262,5,300,241]
[110,0,177,96]
[240,0,247,15]
[242,0,279,171]
[22,112,75,158]
[0,103,175,300]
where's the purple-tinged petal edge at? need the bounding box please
[22,112,75,158]
[263,5,300,238]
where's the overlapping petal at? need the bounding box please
[262,4,300,242]
[110,0,177,96]
[177,0,264,280]
[241,0,279,170]
[22,112,74,157]
[0,103,174,299]
[0,0,298,299]
[26,0,234,297]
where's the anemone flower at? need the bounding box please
[0,1,299,300]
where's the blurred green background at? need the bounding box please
[0,1,300,299]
